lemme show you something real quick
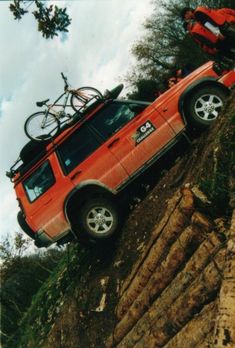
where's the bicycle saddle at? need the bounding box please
[36,99,50,107]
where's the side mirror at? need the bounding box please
[129,104,146,113]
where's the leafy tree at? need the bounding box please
[0,233,64,346]
[126,0,235,95]
[127,79,163,101]
[9,0,71,39]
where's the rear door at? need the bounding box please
[20,159,70,237]
[56,123,129,190]
[22,160,55,218]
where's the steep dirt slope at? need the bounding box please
[10,94,235,348]
[106,187,233,348]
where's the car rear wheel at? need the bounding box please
[77,197,119,241]
[186,86,227,127]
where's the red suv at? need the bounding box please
[7,62,235,247]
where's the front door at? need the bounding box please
[88,101,175,175]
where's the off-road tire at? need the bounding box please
[76,197,119,241]
[186,86,227,127]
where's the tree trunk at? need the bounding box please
[197,333,214,348]
[163,301,217,348]
[114,220,206,343]
[119,190,182,298]
[107,233,225,348]
[105,188,232,348]
[213,210,235,348]
[132,248,225,348]
[116,188,194,320]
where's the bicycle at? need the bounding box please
[24,72,103,142]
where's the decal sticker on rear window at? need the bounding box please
[132,120,156,145]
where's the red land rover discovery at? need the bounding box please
[7,62,235,247]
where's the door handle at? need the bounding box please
[107,138,120,148]
[70,170,82,180]
[44,198,52,206]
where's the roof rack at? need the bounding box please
[6,157,23,181]
[6,142,49,182]
[6,94,111,182]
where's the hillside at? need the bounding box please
[7,93,235,348]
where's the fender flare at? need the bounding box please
[63,180,116,223]
[178,77,230,124]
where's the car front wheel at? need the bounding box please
[78,197,119,241]
[186,86,227,127]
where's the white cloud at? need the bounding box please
[0,0,153,240]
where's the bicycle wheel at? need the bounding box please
[24,111,60,142]
[70,87,103,112]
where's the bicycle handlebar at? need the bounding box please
[61,72,68,88]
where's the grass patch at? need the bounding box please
[6,244,91,348]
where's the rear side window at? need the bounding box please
[57,125,100,174]
[23,161,55,202]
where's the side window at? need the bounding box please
[23,161,55,202]
[88,102,137,139]
[57,125,100,174]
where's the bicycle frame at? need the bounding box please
[48,90,70,115]
[41,89,71,128]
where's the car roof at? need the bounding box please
[8,98,150,183]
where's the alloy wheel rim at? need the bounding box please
[194,94,223,121]
[86,206,114,234]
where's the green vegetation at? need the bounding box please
[9,0,71,39]
[0,234,65,346]
[126,0,235,99]
[3,242,91,348]
[0,233,62,344]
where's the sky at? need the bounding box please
[0,0,154,242]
